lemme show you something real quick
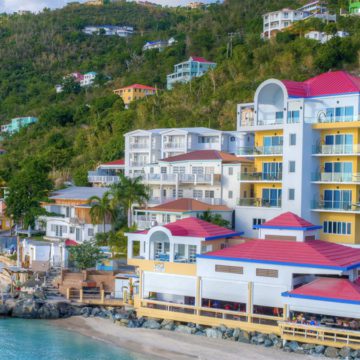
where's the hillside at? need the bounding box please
[0,0,359,188]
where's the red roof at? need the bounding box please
[161,150,252,163]
[256,212,321,230]
[135,217,241,240]
[200,239,360,270]
[101,159,125,166]
[65,239,79,247]
[120,84,157,91]
[284,278,360,303]
[190,56,215,64]
[281,71,360,98]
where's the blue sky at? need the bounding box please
[0,0,218,13]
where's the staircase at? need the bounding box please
[42,268,64,300]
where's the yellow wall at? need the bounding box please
[313,123,360,130]
[128,259,197,276]
[319,212,358,244]
[254,130,283,148]
[319,184,358,203]
[254,157,282,172]
[114,88,155,106]
[254,183,282,199]
[319,128,359,145]
[319,156,358,172]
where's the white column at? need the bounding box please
[127,239,133,259]
[169,242,175,262]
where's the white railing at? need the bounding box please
[313,172,360,183]
[88,175,120,184]
[142,173,218,185]
[130,161,147,167]
[129,143,149,150]
[163,142,186,149]
[237,146,283,156]
[313,144,360,155]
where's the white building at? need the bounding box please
[83,25,134,37]
[235,70,360,242]
[88,159,125,186]
[38,187,111,243]
[124,127,253,177]
[143,37,176,52]
[262,2,336,39]
[305,30,349,43]
[142,149,253,208]
[134,197,233,230]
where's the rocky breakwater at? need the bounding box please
[78,308,360,359]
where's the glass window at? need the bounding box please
[289,161,296,173]
[288,188,295,200]
[323,221,351,235]
[289,134,296,146]
[287,110,300,124]
[228,191,233,199]
[193,190,203,198]
[228,167,233,175]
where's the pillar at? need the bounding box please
[101,290,105,304]
[247,281,253,323]
[66,287,71,300]
[79,288,83,302]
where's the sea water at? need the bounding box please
[0,318,148,360]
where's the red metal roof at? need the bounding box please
[101,159,125,166]
[281,71,360,98]
[134,217,241,240]
[285,278,360,303]
[190,56,215,63]
[257,212,320,230]
[200,239,360,270]
[161,150,252,163]
[120,84,157,91]
[65,239,79,247]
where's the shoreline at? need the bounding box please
[52,317,313,360]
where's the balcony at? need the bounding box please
[129,143,150,150]
[237,146,283,156]
[312,144,360,155]
[147,196,223,206]
[238,198,282,208]
[238,172,282,182]
[163,142,186,149]
[312,172,360,184]
[88,171,120,185]
[130,161,147,167]
[312,201,360,213]
[143,173,220,185]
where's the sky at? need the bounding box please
[0,0,217,13]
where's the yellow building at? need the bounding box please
[113,84,157,107]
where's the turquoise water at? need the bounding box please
[0,318,147,360]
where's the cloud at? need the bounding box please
[0,0,217,13]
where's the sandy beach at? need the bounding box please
[53,317,313,360]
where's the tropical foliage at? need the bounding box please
[68,240,105,270]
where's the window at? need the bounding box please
[88,228,94,237]
[288,188,295,200]
[228,191,233,199]
[228,167,233,175]
[289,161,296,173]
[230,136,235,142]
[188,245,197,263]
[205,190,214,198]
[323,221,351,235]
[256,268,278,278]
[66,207,71,217]
[289,134,296,146]
[215,265,243,274]
[175,215,181,221]
[70,227,75,234]
[160,167,167,174]
[201,245,213,253]
[275,111,283,124]
[178,189,183,198]
[287,110,300,123]
[323,189,352,210]
[192,167,204,175]
[193,190,203,198]
[173,166,185,174]
[262,188,281,207]
[253,218,265,227]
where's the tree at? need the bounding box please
[88,192,114,232]
[198,210,230,228]
[68,241,105,270]
[110,174,150,226]
[5,159,52,228]
[62,76,81,95]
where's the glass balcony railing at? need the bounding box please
[312,172,360,183]
[312,144,360,155]
[237,146,283,156]
[238,198,282,208]
[312,200,360,212]
[238,172,282,181]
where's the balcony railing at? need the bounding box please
[129,143,149,150]
[312,144,360,155]
[147,196,223,206]
[312,200,360,212]
[257,119,283,126]
[130,161,147,167]
[312,172,360,183]
[163,142,186,149]
[237,146,283,156]
[142,173,220,185]
[238,198,282,208]
[305,116,359,124]
[88,175,120,184]
[238,172,282,182]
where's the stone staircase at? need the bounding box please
[42,268,64,300]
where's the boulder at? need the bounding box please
[38,303,60,319]
[80,307,92,317]
[268,333,280,345]
[287,341,300,352]
[232,328,241,341]
[195,331,206,336]
[339,346,352,358]
[238,330,251,344]
[91,307,101,317]
[314,345,325,354]
[264,339,273,347]
[142,319,161,330]
[255,334,266,345]
[324,347,339,358]
[175,325,194,335]
[161,319,175,331]
[205,328,223,339]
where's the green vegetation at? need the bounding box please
[68,240,105,269]
[0,0,359,197]
[198,210,230,228]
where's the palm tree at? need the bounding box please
[110,173,149,227]
[88,192,114,233]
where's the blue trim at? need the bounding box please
[288,92,360,99]
[196,254,360,271]
[253,225,322,231]
[282,291,360,305]
[205,232,244,241]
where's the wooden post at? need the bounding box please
[195,276,201,316]
[79,288,83,302]
[247,282,253,323]
[66,287,71,300]
[138,270,143,303]
[283,304,288,321]
[101,289,105,304]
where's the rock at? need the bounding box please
[268,333,280,344]
[232,328,241,341]
[351,350,360,358]
[287,341,299,352]
[274,341,283,350]
[137,317,146,327]
[302,343,315,351]
[224,328,234,339]
[80,307,92,318]
[264,339,273,347]
[324,347,339,358]
[0,303,10,316]
[91,307,100,317]
[175,325,194,335]
[339,347,352,358]
[142,319,161,330]
[255,334,266,345]
[187,323,196,328]
[238,330,251,344]
[161,319,175,331]
[114,312,129,320]
[217,325,227,334]
[205,328,223,339]
[314,345,325,354]
[195,331,205,336]
[38,303,60,319]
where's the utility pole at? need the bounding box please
[227,32,243,58]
